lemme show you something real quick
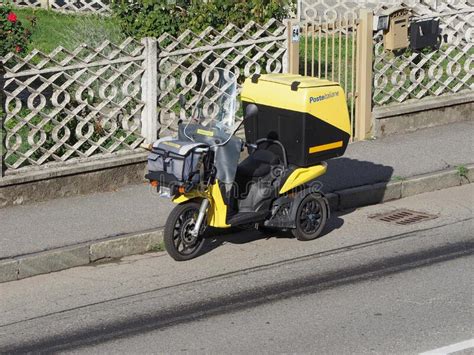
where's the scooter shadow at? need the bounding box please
[199,212,346,258]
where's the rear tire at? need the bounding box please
[164,202,206,261]
[292,194,327,241]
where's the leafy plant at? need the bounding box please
[149,242,164,252]
[0,5,35,57]
[186,0,291,33]
[111,0,294,38]
[456,165,468,179]
[111,0,186,38]
[391,175,406,182]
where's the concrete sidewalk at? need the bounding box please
[1,121,473,262]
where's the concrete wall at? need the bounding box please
[373,91,474,138]
[0,153,147,209]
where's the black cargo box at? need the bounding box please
[241,74,351,167]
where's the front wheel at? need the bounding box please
[292,194,328,241]
[164,202,206,261]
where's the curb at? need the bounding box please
[1,164,472,283]
[0,229,163,283]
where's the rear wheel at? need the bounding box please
[164,202,206,261]
[292,194,327,241]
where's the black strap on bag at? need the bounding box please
[163,157,173,173]
[187,147,205,183]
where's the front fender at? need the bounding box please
[172,191,206,204]
[171,181,230,229]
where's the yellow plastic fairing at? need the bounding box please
[172,180,230,228]
[279,164,327,194]
[172,190,206,204]
[207,181,230,228]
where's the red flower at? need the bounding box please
[15,45,21,53]
[7,12,17,23]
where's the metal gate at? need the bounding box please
[286,10,373,141]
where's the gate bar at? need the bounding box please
[354,10,374,141]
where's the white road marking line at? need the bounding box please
[419,339,474,355]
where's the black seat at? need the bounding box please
[236,149,280,179]
[234,149,279,200]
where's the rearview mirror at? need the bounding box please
[244,103,258,121]
[231,103,258,136]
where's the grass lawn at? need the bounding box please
[13,7,122,54]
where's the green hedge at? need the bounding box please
[111,0,294,38]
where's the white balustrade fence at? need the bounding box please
[0,19,287,176]
[156,19,287,136]
[12,0,111,15]
[1,3,471,178]
[1,38,146,172]
[299,0,473,21]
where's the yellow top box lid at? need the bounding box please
[255,73,338,88]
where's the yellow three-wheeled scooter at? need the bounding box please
[145,69,351,261]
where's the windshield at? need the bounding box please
[184,68,238,144]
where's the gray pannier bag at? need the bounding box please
[147,137,208,184]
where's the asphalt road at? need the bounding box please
[72,237,473,354]
[0,185,473,353]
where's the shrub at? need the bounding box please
[0,5,34,57]
[111,0,186,39]
[186,0,292,33]
[111,0,294,38]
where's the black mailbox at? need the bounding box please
[410,19,441,51]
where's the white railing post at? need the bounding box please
[39,0,50,9]
[141,37,158,143]
[0,64,5,178]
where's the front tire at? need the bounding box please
[292,194,328,241]
[164,202,206,261]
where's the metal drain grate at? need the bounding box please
[369,209,438,225]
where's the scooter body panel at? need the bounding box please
[172,180,231,229]
[279,163,327,194]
